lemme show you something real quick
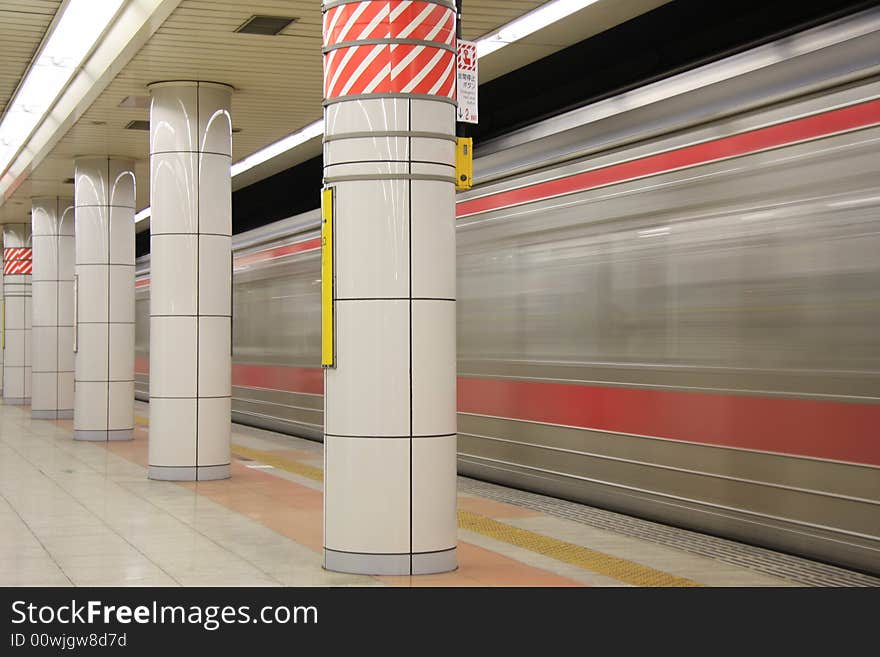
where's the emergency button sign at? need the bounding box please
[457,40,478,123]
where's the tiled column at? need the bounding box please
[321,1,458,575]
[2,223,32,405]
[0,249,3,394]
[73,157,136,441]
[147,81,232,481]
[31,198,75,419]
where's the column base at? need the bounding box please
[148,464,231,481]
[32,409,74,420]
[323,547,457,575]
[3,397,30,405]
[74,429,133,441]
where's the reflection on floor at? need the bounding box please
[0,402,798,587]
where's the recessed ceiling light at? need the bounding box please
[124,119,150,131]
[234,15,297,36]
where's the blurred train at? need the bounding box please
[136,9,880,574]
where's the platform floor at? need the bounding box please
[1,402,876,587]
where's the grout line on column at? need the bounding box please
[106,159,111,442]
[408,97,413,576]
[195,82,201,480]
[56,199,61,414]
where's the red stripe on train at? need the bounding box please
[456,98,880,218]
[135,358,880,466]
[231,364,324,395]
[134,237,324,288]
[232,237,322,267]
[135,360,324,396]
[458,377,880,467]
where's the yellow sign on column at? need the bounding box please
[455,137,473,190]
[321,187,335,368]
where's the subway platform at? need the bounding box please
[1,401,876,588]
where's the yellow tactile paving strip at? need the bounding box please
[133,414,698,586]
[232,443,324,482]
[458,511,699,587]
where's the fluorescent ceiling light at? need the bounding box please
[229,119,323,177]
[0,0,124,179]
[135,0,586,223]
[476,0,601,57]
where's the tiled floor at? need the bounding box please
[0,402,801,587]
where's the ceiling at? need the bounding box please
[0,0,665,224]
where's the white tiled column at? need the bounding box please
[0,250,3,394]
[73,157,136,441]
[321,1,458,575]
[147,80,232,482]
[2,223,32,405]
[31,198,75,419]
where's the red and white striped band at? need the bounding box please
[3,247,32,275]
[323,0,456,100]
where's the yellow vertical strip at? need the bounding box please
[321,187,335,368]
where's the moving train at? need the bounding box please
[136,9,880,574]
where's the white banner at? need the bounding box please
[456,40,478,124]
